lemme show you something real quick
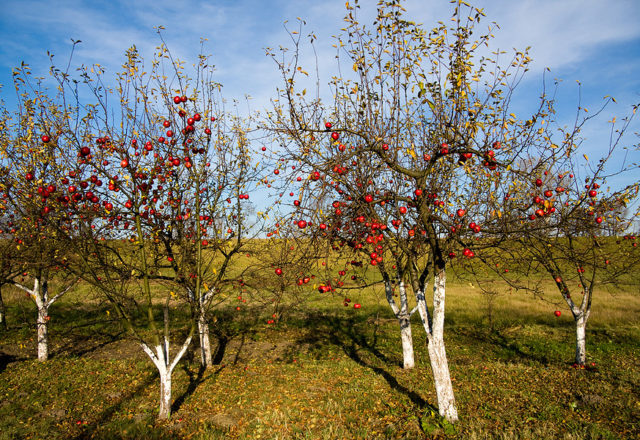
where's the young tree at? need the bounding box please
[46,40,263,417]
[0,68,79,359]
[473,103,640,366]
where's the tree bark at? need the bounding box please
[140,332,193,420]
[415,268,458,422]
[198,311,212,368]
[397,281,415,369]
[36,303,49,362]
[427,335,457,421]
[385,279,415,369]
[575,313,587,366]
[399,314,415,369]
[158,363,172,420]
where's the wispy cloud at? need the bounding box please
[1,0,638,123]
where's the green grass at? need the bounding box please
[0,281,639,439]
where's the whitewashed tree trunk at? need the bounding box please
[397,281,415,369]
[399,316,414,369]
[415,268,458,422]
[14,277,74,361]
[198,311,212,368]
[140,333,193,420]
[575,313,587,366]
[36,300,49,362]
[384,279,415,369]
[158,361,172,419]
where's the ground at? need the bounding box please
[0,283,638,439]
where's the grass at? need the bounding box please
[0,280,639,439]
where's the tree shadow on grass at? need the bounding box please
[172,362,227,415]
[0,351,18,374]
[72,368,159,440]
[297,311,437,412]
[457,326,555,366]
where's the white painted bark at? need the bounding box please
[575,313,587,366]
[140,333,193,420]
[414,269,458,422]
[397,281,415,369]
[399,318,414,369]
[198,312,212,368]
[14,277,73,362]
[384,279,415,369]
[36,301,49,362]
[31,278,50,362]
[158,360,172,420]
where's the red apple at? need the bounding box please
[456,209,465,217]
[297,220,307,229]
[41,135,50,143]
[554,310,561,317]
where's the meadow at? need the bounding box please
[0,273,638,440]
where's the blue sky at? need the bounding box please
[1,0,639,179]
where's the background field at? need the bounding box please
[0,279,639,439]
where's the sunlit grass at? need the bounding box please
[1,271,638,439]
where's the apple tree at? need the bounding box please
[470,102,640,367]
[0,66,80,360]
[264,0,558,421]
[48,40,263,417]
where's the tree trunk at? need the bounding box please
[36,302,49,362]
[0,286,7,330]
[198,311,212,368]
[158,364,172,420]
[416,268,458,422]
[140,332,193,420]
[386,280,415,369]
[399,313,415,369]
[575,313,587,366]
[427,335,457,421]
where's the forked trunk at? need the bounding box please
[198,312,212,367]
[575,313,587,366]
[140,333,193,420]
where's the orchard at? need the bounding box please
[0,1,638,438]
